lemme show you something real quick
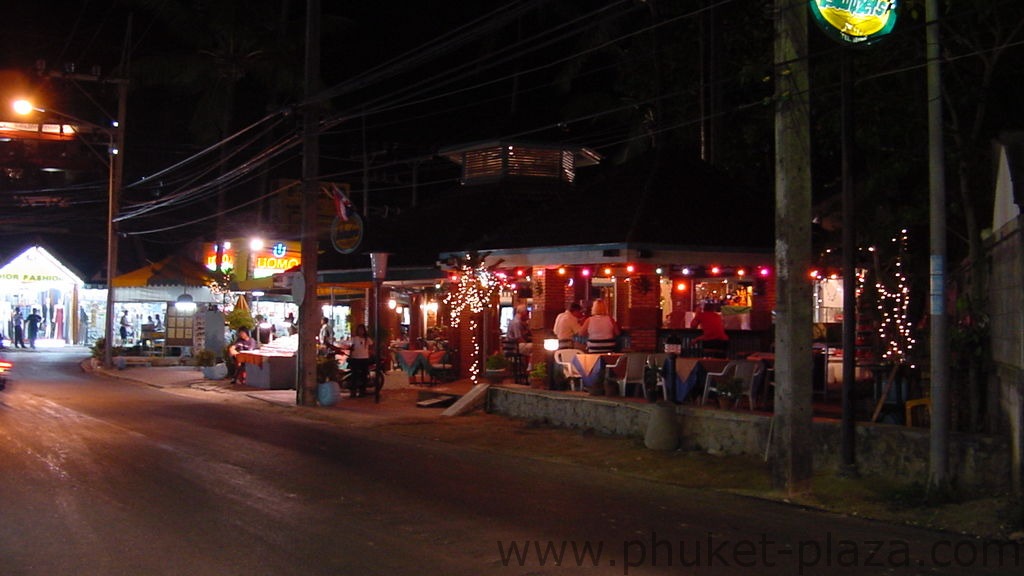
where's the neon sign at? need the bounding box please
[810,0,898,45]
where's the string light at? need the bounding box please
[875,229,915,364]
[442,255,506,383]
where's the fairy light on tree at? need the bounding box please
[442,252,505,383]
[875,229,915,364]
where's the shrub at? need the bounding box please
[193,348,217,367]
[485,352,508,371]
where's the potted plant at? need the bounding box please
[716,377,744,410]
[529,362,547,389]
[194,348,223,379]
[484,352,508,384]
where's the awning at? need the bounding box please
[113,254,216,288]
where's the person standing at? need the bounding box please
[553,302,584,350]
[341,324,374,397]
[318,317,335,353]
[12,308,25,348]
[580,299,620,353]
[26,308,43,349]
[119,310,132,345]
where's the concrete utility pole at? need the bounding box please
[297,0,322,406]
[926,0,950,490]
[771,0,814,494]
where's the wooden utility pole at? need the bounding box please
[771,0,814,494]
[926,0,950,490]
[297,0,322,406]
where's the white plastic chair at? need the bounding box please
[608,353,646,398]
[701,360,763,410]
[601,354,626,394]
[553,349,583,391]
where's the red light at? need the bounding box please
[675,282,687,292]
[581,268,591,277]
[626,264,635,273]
[710,266,721,275]
[557,267,566,275]
[449,274,459,282]
[515,269,524,276]
[759,267,771,277]
[603,267,612,275]
[737,268,746,277]
[0,361,11,369]
[809,270,820,279]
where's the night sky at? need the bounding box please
[3,1,1023,281]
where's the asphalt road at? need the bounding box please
[0,351,1018,576]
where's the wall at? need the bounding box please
[487,387,1011,491]
[988,214,1024,493]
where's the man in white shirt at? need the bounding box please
[553,302,584,349]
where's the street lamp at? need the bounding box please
[13,98,124,368]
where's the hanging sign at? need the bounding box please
[809,0,898,45]
[331,212,364,254]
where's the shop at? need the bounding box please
[0,245,86,347]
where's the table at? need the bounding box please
[571,353,623,390]
[662,357,729,403]
[236,350,296,389]
[393,349,428,380]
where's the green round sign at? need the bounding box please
[810,0,898,46]
[331,212,364,254]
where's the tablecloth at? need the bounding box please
[572,353,623,389]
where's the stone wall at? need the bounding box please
[487,387,1011,491]
[988,214,1024,493]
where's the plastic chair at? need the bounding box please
[647,353,668,401]
[502,339,527,384]
[554,349,582,391]
[701,360,762,410]
[608,353,646,398]
[601,354,626,395]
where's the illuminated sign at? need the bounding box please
[810,0,898,45]
[331,213,364,255]
[204,246,237,271]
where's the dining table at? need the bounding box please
[571,353,624,390]
[392,349,429,381]
[662,357,730,403]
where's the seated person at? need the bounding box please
[690,303,729,356]
[227,327,254,385]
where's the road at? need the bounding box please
[0,351,1018,575]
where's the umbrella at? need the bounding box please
[234,294,250,311]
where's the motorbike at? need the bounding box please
[0,357,11,390]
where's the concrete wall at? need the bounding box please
[487,387,1011,491]
[988,214,1024,493]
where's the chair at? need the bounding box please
[608,353,646,398]
[553,349,582,391]
[428,350,455,384]
[601,354,626,395]
[905,397,931,427]
[502,338,527,384]
[701,360,763,410]
[647,353,668,401]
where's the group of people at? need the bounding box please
[506,299,622,355]
[6,308,44,349]
[510,298,727,356]
[226,316,375,395]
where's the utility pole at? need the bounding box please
[839,48,858,476]
[926,0,950,490]
[297,0,322,406]
[772,0,814,494]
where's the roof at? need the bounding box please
[113,254,217,288]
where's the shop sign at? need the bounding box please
[0,272,65,282]
[810,0,898,45]
[251,241,301,279]
[331,212,364,254]
[0,246,83,285]
[204,246,237,271]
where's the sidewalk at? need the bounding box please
[85,359,469,424]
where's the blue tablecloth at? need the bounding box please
[572,353,622,389]
[393,350,428,380]
[663,358,730,403]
